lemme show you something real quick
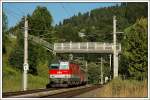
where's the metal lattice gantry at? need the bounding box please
[54,42,121,54]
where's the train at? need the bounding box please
[46,61,87,88]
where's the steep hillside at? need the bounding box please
[55,3,147,43]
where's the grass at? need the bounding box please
[2,55,49,92]
[3,68,49,92]
[3,62,49,92]
[2,37,49,92]
[97,78,148,97]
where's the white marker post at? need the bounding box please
[23,17,29,91]
[100,57,103,85]
[109,54,112,80]
[85,61,88,84]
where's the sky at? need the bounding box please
[3,2,120,28]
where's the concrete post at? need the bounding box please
[109,54,112,80]
[23,17,29,91]
[113,16,118,78]
[85,61,88,84]
[69,54,73,60]
[100,57,103,84]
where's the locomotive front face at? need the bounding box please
[49,62,71,84]
[47,61,87,88]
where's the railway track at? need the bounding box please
[2,88,58,98]
[43,84,102,98]
[3,85,102,98]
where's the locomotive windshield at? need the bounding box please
[59,62,69,69]
[50,64,59,69]
[49,62,69,69]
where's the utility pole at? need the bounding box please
[109,54,112,80]
[23,17,29,91]
[100,57,103,85]
[113,16,118,78]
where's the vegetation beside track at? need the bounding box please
[3,61,49,92]
[3,63,49,92]
[97,78,147,97]
[3,37,49,92]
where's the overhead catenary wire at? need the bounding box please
[59,3,71,17]
[4,7,54,41]
[28,28,51,32]
[4,8,23,18]
[5,5,70,33]
[5,8,51,31]
[10,6,27,16]
[4,8,22,22]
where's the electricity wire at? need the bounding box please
[59,3,71,17]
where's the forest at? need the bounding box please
[2,2,148,87]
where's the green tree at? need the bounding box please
[29,6,53,41]
[56,24,81,42]
[9,6,54,75]
[125,3,148,23]
[2,10,8,53]
[2,11,8,33]
[121,18,148,80]
[9,17,25,72]
[88,63,100,84]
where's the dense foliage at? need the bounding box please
[28,6,53,42]
[121,18,148,80]
[2,11,8,53]
[56,3,147,43]
[9,6,53,75]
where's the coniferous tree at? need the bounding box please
[2,11,8,53]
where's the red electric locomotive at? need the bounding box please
[46,61,87,88]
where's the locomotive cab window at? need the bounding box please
[49,64,59,69]
[59,62,69,69]
[60,64,69,69]
[51,65,59,69]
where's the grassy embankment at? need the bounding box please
[3,37,49,92]
[98,78,147,97]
